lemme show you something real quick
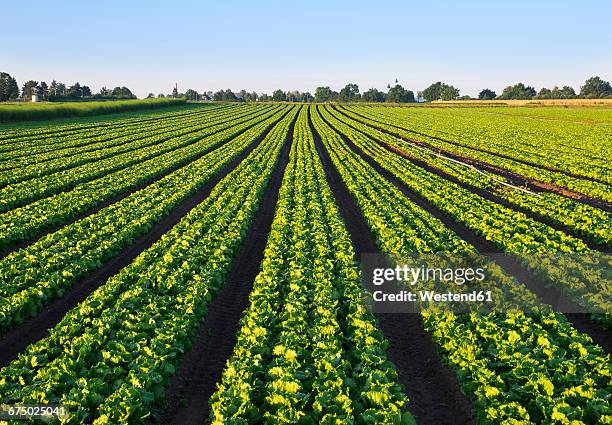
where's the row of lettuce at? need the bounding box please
[0,106,300,423]
[209,107,413,424]
[0,107,227,173]
[0,105,281,251]
[0,103,609,424]
[319,106,611,323]
[0,104,221,146]
[310,105,611,424]
[342,105,611,203]
[334,106,611,248]
[0,105,290,332]
[0,106,250,189]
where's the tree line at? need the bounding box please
[2,71,611,103]
[458,76,611,101]
[171,76,611,104]
[163,83,415,103]
[0,72,136,101]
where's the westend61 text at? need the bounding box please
[373,290,493,303]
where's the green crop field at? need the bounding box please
[0,103,610,425]
[0,98,188,123]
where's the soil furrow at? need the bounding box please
[309,107,477,425]
[0,108,292,368]
[149,109,298,425]
[320,110,612,353]
[336,106,612,211]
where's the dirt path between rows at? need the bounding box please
[150,109,298,425]
[0,108,292,368]
[309,107,477,425]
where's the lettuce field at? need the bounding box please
[0,103,610,425]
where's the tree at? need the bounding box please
[420,82,459,101]
[285,90,299,102]
[421,82,444,101]
[536,87,552,99]
[184,89,199,100]
[314,86,337,102]
[9,77,19,99]
[37,81,49,100]
[580,76,612,98]
[362,88,386,102]
[499,83,536,100]
[212,89,237,101]
[49,80,59,96]
[157,93,165,98]
[338,83,360,102]
[244,91,258,102]
[81,85,92,97]
[440,85,460,100]
[386,84,415,103]
[68,82,83,98]
[259,93,270,101]
[21,80,38,100]
[272,89,287,101]
[212,91,223,101]
[56,82,67,96]
[146,93,155,98]
[0,72,20,101]
[478,89,496,100]
[536,86,576,99]
[555,86,576,99]
[98,86,110,97]
[171,85,179,98]
[302,92,314,102]
[111,86,135,98]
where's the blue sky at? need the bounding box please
[2,0,611,98]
